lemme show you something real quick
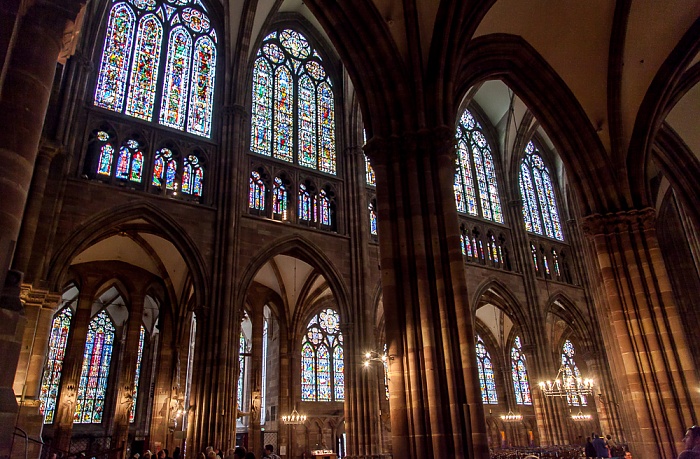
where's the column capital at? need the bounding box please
[580,208,656,237]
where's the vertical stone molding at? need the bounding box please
[0,0,82,294]
[365,126,488,459]
[581,208,700,458]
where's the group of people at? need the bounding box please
[584,434,629,459]
[198,445,280,459]
[130,447,180,459]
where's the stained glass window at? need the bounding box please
[40,307,73,424]
[298,184,312,221]
[272,177,288,220]
[250,29,336,174]
[94,0,218,137]
[316,189,331,226]
[454,109,503,223]
[519,142,564,240]
[542,246,550,275]
[130,326,146,422]
[487,233,499,264]
[552,249,561,279]
[369,200,378,236]
[475,335,498,404]
[511,336,532,405]
[383,343,389,401]
[260,318,268,425]
[300,308,344,402]
[152,148,177,189]
[114,139,144,182]
[74,310,116,424]
[365,155,375,186]
[182,155,203,196]
[249,171,266,211]
[531,243,539,273]
[562,340,587,406]
[238,332,248,410]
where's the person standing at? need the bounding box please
[680,426,700,459]
[593,433,610,458]
[262,445,280,459]
[585,437,597,459]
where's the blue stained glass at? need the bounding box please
[131,150,144,182]
[152,148,176,188]
[531,244,539,273]
[166,158,177,189]
[181,155,201,195]
[455,108,502,222]
[193,167,204,196]
[187,36,216,136]
[511,336,532,405]
[318,82,336,174]
[116,147,131,179]
[249,171,265,210]
[74,310,115,424]
[475,336,498,404]
[298,184,312,221]
[542,248,550,275]
[365,154,375,186]
[40,307,73,424]
[552,249,561,278]
[160,26,192,129]
[383,344,389,400]
[562,340,586,406]
[272,177,287,219]
[125,14,163,121]
[520,142,563,240]
[130,326,146,422]
[238,333,246,409]
[298,75,317,169]
[369,202,378,236]
[98,144,114,176]
[301,309,343,402]
[274,66,293,162]
[95,4,136,112]
[251,58,272,155]
[317,190,331,226]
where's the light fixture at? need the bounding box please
[281,408,306,425]
[571,410,592,421]
[500,410,522,422]
[539,366,594,398]
[363,350,388,367]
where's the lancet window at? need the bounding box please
[74,310,116,424]
[454,109,503,223]
[250,29,336,175]
[562,339,587,406]
[511,336,532,405]
[40,306,74,424]
[301,308,344,402]
[129,325,146,422]
[519,141,564,240]
[94,0,218,137]
[475,335,498,404]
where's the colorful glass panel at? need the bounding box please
[98,144,115,176]
[520,142,563,240]
[531,243,539,273]
[238,332,247,409]
[74,310,115,424]
[261,319,268,425]
[511,336,532,405]
[249,171,265,211]
[116,146,132,179]
[193,167,204,196]
[187,36,216,136]
[272,177,287,219]
[95,4,136,112]
[562,340,587,406]
[125,14,163,120]
[251,58,272,155]
[160,27,192,130]
[383,343,389,400]
[298,184,312,221]
[455,109,502,222]
[318,82,336,174]
[365,154,375,186]
[369,202,378,236]
[152,148,176,188]
[274,65,293,162]
[129,326,146,422]
[475,336,498,404]
[40,307,73,424]
[131,150,144,182]
[317,190,331,226]
[298,75,317,169]
[301,309,343,402]
[552,249,561,278]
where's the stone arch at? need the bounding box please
[47,201,210,308]
[471,278,535,348]
[453,33,623,215]
[627,17,700,208]
[544,292,595,363]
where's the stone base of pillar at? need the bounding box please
[12,401,44,459]
[0,305,27,459]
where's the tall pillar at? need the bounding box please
[52,284,96,452]
[113,295,145,459]
[581,208,700,459]
[365,127,488,459]
[0,0,82,290]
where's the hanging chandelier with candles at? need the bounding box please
[539,366,594,398]
[281,408,307,425]
[571,411,592,421]
[500,410,523,422]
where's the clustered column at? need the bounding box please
[365,126,489,459]
[581,208,700,459]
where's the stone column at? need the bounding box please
[247,296,265,456]
[12,143,62,280]
[112,295,145,459]
[0,0,82,290]
[52,283,96,452]
[581,208,700,459]
[365,127,488,459]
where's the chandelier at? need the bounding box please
[281,408,307,425]
[500,410,523,422]
[363,350,387,367]
[571,410,592,421]
[539,366,594,398]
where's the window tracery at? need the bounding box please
[562,340,587,406]
[511,336,532,405]
[40,307,74,424]
[94,0,218,138]
[475,335,498,404]
[301,308,344,402]
[519,141,563,240]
